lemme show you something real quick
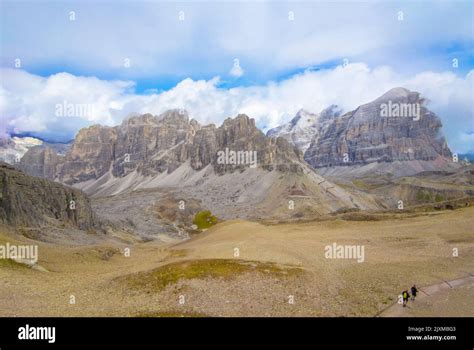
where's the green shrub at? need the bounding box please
[120,259,303,293]
[192,210,218,229]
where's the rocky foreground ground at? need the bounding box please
[1,207,473,317]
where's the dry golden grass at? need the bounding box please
[0,207,473,316]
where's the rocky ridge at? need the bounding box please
[0,162,97,230]
[304,88,452,168]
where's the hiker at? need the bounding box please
[402,290,410,307]
[411,285,418,301]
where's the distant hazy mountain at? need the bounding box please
[0,136,43,164]
[0,134,71,170]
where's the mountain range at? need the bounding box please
[16,88,454,181]
[1,87,472,239]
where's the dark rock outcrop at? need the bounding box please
[0,162,97,230]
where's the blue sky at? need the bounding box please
[1,0,473,152]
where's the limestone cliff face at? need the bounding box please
[191,114,302,174]
[0,162,97,230]
[112,111,197,177]
[21,110,302,184]
[189,124,219,170]
[56,125,117,184]
[304,88,452,168]
[51,110,198,184]
[19,146,61,179]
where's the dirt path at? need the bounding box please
[377,274,474,317]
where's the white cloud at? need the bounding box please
[1,64,473,152]
[0,69,136,140]
[2,1,472,79]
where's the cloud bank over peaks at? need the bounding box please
[0,63,473,152]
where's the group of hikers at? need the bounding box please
[401,285,418,307]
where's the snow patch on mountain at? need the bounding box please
[266,105,342,154]
[0,136,43,164]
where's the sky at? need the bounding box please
[0,0,473,153]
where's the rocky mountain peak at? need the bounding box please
[220,114,261,142]
[319,104,343,120]
[158,109,190,124]
[290,109,319,129]
[377,87,412,101]
[304,88,451,168]
[121,113,159,127]
[222,114,256,129]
